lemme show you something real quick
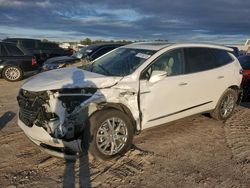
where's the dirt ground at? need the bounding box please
[0,78,249,188]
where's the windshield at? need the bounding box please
[87,48,156,76]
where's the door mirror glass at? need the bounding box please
[149,70,167,83]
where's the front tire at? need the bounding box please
[2,66,23,82]
[84,109,134,160]
[210,89,237,121]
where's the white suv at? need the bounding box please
[17,43,243,160]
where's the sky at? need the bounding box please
[0,0,249,44]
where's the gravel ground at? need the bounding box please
[0,79,249,188]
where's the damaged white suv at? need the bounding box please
[17,43,242,160]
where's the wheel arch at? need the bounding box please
[229,85,240,91]
[228,85,243,104]
[89,102,137,133]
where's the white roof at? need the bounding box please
[123,42,172,51]
[122,42,233,52]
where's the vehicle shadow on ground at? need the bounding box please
[0,111,16,130]
[240,96,250,108]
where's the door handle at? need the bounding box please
[217,76,224,79]
[179,82,188,86]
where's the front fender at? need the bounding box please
[83,88,140,131]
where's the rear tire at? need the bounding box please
[83,109,134,160]
[210,89,237,121]
[2,66,23,82]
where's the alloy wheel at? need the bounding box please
[4,67,21,81]
[220,93,235,118]
[96,117,128,155]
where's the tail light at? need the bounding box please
[32,57,37,66]
[243,70,250,76]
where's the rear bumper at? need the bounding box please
[18,117,82,160]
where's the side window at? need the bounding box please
[22,41,36,49]
[39,42,59,49]
[184,48,216,74]
[141,48,184,80]
[91,47,115,60]
[212,49,233,67]
[0,45,8,56]
[5,44,24,56]
[152,48,184,76]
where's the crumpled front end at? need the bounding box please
[17,88,99,159]
[17,78,140,159]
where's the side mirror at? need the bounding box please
[149,70,167,83]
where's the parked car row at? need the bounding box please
[0,42,38,81]
[17,42,243,160]
[3,38,72,66]
[0,39,123,81]
[42,43,123,71]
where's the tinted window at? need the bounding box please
[239,56,250,69]
[91,47,115,60]
[212,49,233,66]
[3,39,18,44]
[22,41,36,48]
[5,44,24,56]
[0,45,8,56]
[184,48,216,73]
[39,42,59,49]
[151,48,184,76]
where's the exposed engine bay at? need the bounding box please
[17,88,97,141]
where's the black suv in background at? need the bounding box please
[2,38,71,66]
[42,43,123,71]
[0,42,38,81]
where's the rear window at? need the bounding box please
[3,39,18,44]
[212,49,233,66]
[22,41,36,48]
[239,56,250,69]
[5,44,24,56]
[39,42,59,49]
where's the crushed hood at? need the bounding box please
[22,67,122,92]
[45,56,76,64]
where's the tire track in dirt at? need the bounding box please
[74,148,153,187]
[7,148,153,187]
[224,106,250,179]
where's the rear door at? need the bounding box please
[183,48,218,105]
[5,43,34,71]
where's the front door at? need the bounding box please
[139,48,195,129]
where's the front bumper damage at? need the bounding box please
[18,118,82,160]
[17,89,96,160]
